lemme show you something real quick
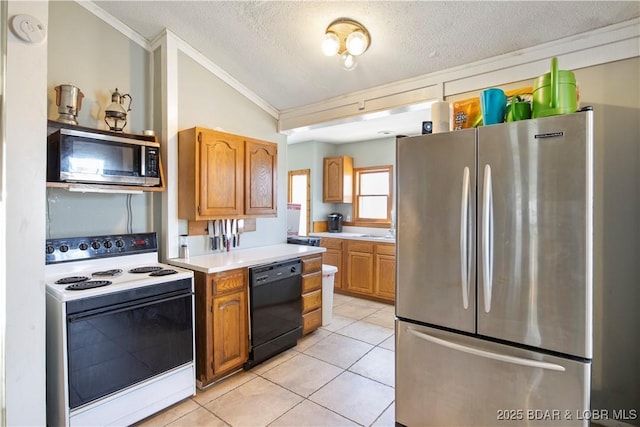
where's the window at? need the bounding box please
[353,165,392,225]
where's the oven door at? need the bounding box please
[65,279,193,409]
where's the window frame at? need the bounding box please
[352,165,393,227]
[287,169,311,236]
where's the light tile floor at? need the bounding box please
[136,293,396,427]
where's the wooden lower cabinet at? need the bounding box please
[374,243,396,301]
[346,241,374,295]
[194,268,248,388]
[320,237,343,289]
[301,254,323,335]
[321,237,395,303]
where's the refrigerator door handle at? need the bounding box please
[407,327,566,372]
[482,164,494,312]
[460,166,471,309]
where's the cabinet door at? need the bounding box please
[199,130,244,217]
[375,253,396,301]
[212,291,248,375]
[245,139,277,216]
[323,156,353,203]
[346,250,374,295]
[323,248,342,289]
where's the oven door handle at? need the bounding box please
[67,291,193,323]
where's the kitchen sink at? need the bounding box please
[358,234,395,240]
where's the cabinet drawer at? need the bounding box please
[321,238,343,250]
[302,271,321,293]
[302,308,322,335]
[301,255,322,274]
[210,269,246,295]
[348,241,374,253]
[302,289,322,313]
[376,243,396,255]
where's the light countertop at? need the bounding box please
[166,243,325,274]
[310,231,396,243]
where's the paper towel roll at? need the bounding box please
[431,101,451,133]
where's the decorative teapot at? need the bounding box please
[104,88,132,132]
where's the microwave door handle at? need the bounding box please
[140,146,146,177]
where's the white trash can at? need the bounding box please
[321,264,338,326]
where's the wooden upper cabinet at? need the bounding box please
[200,130,244,217]
[245,138,277,216]
[178,127,277,219]
[323,156,353,203]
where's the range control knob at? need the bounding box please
[91,241,101,250]
[290,266,297,273]
[78,242,89,251]
[59,244,69,253]
[46,245,55,254]
[115,239,124,248]
[104,240,113,249]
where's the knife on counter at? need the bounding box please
[217,219,221,250]
[231,219,240,248]
[220,219,226,251]
[226,219,231,251]
[213,219,220,251]
[209,220,216,251]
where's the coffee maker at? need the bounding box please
[327,213,343,233]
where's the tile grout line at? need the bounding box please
[140,296,395,426]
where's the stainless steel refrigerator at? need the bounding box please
[395,110,639,426]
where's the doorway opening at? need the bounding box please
[287,169,310,236]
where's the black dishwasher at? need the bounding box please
[244,258,302,369]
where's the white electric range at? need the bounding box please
[45,232,195,427]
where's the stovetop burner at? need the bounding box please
[66,280,112,291]
[129,266,163,274]
[92,269,123,277]
[55,276,90,285]
[149,269,178,277]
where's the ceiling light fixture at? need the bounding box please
[321,18,370,71]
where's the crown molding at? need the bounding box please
[152,29,279,119]
[75,1,151,51]
[279,18,640,132]
[80,1,278,119]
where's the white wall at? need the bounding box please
[287,137,397,226]
[287,140,336,225]
[333,137,396,222]
[48,1,149,133]
[176,51,287,255]
[46,1,155,239]
[4,2,48,425]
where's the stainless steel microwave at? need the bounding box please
[47,128,161,187]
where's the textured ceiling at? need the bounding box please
[93,1,639,142]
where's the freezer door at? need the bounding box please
[477,112,593,358]
[396,320,590,427]
[396,129,476,333]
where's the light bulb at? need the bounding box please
[321,32,340,56]
[346,30,368,56]
[341,53,357,71]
